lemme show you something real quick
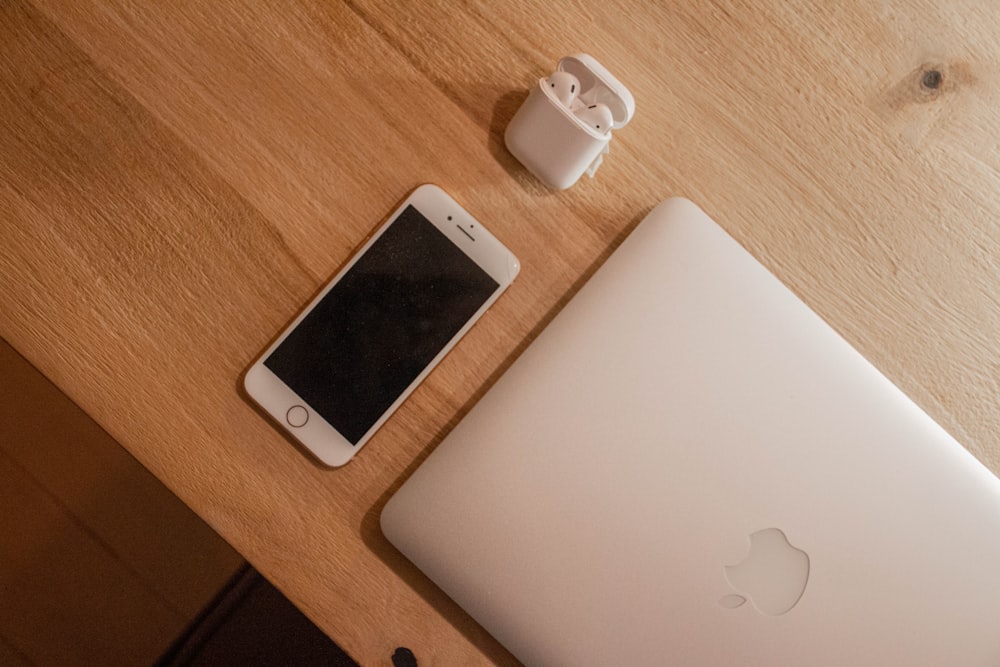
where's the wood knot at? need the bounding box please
[912,63,955,101]
[921,69,942,90]
[880,60,976,112]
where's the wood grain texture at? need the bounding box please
[2,1,999,664]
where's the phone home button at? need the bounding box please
[286,405,309,428]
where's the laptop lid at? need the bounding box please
[381,198,1000,666]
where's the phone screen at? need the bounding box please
[264,205,500,444]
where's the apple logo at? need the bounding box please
[718,527,810,616]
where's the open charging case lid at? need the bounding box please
[557,53,636,130]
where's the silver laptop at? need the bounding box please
[381,198,1000,666]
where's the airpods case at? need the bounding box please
[505,54,635,190]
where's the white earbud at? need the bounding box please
[545,71,614,135]
[575,103,614,134]
[545,71,581,107]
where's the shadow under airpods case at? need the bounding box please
[505,54,635,190]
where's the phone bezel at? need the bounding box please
[243,184,520,466]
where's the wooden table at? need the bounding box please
[3,1,999,663]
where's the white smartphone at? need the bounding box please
[244,184,520,466]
